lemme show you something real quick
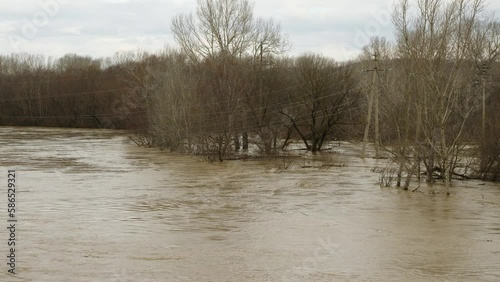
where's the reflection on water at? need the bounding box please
[0,126,499,281]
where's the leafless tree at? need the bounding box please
[280,54,360,152]
[171,0,288,63]
[391,0,491,192]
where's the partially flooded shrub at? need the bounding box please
[373,165,398,187]
[266,156,295,172]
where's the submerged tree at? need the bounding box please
[280,54,360,152]
[388,0,497,192]
[167,0,290,159]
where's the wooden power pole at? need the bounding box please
[480,63,490,140]
[361,54,390,158]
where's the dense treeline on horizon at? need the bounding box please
[0,0,499,187]
[0,53,149,129]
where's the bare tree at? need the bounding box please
[170,0,289,157]
[171,0,288,63]
[391,0,490,193]
[280,54,360,152]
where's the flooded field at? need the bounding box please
[0,126,499,281]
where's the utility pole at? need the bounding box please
[480,63,490,140]
[361,65,376,159]
[361,53,389,158]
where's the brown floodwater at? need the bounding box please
[0,126,499,282]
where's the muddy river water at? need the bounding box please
[0,127,499,281]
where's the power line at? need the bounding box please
[0,65,350,110]
[0,87,132,103]
[0,78,359,121]
[0,84,362,136]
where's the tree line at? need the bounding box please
[0,0,498,186]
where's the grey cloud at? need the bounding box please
[0,0,498,60]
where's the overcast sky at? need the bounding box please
[1,0,499,61]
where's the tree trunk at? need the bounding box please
[234,134,240,150]
[374,87,380,158]
[397,156,404,187]
[404,162,418,190]
[426,158,434,183]
[242,132,248,150]
[444,164,451,195]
